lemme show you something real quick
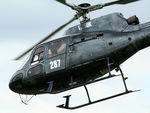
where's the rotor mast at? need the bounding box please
[77,3,91,23]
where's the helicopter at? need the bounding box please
[9,0,149,109]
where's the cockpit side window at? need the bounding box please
[48,39,66,58]
[31,47,44,65]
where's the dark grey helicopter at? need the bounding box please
[9,0,148,109]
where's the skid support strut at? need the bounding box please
[107,57,112,76]
[39,81,53,93]
[57,57,139,109]
[84,85,91,103]
[118,66,128,92]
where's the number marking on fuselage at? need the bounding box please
[50,59,60,69]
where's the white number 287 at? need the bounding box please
[50,59,60,69]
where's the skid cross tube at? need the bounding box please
[39,81,53,93]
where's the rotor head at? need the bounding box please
[78,3,91,8]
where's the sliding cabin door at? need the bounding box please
[45,38,67,74]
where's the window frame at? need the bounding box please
[31,46,45,65]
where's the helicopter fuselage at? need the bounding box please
[9,13,150,95]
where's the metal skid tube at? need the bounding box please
[57,90,139,109]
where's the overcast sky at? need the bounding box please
[0,0,150,113]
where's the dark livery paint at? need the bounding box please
[9,13,150,95]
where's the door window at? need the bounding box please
[48,40,66,58]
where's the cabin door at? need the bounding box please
[45,39,67,74]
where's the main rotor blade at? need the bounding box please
[103,0,140,7]
[55,0,82,12]
[89,0,140,12]
[117,0,140,4]
[14,16,77,60]
[55,0,74,9]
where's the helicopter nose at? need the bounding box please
[9,73,23,93]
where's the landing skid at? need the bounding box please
[57,57,140,109]
[57,90,139,109]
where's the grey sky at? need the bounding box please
[0,0,150,113]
